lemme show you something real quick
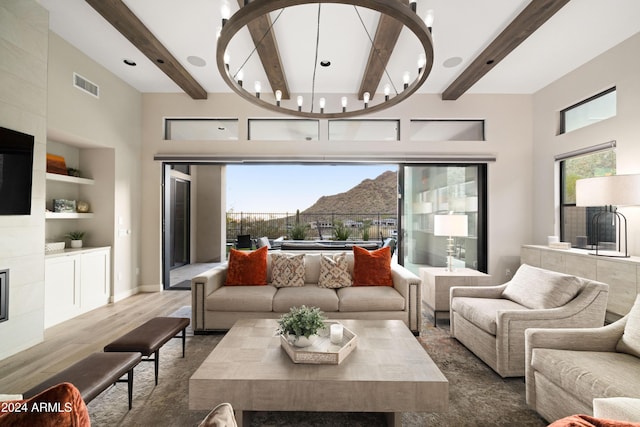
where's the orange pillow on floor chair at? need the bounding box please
[0,382,90,427]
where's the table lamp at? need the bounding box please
[576,174,640,257]
[434,213,468,271]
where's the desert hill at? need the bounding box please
[303,170,397,214]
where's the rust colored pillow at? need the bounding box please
[0,382,90,427]
[352,246,393,286]
[547,414,640,427]
[225,246,268,286]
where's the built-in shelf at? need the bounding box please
[45,212,94,219]
[46,172,94,185]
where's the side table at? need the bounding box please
[420,267,491,325]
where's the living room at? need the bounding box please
[1,0,640,425]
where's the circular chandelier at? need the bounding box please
[217,0,434,119]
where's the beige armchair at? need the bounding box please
[450,264,609,377]
[526,294,640,423]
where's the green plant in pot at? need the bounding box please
[65,231,86,249]
[277,305,326,347]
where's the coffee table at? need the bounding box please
[189,319,448,426]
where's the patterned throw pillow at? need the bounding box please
[318,253,352,288]
[352,246,393,286]
[271,253,306,288]
[225,246,268,286]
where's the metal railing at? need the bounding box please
[226,211,397,242]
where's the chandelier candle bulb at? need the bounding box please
[297,95,303,111]
[384,84,391,101]
[275,89,282,106]
[418,54,426,73]
[425,9,435,32]
[341,96,348,112]
[254,81,261,98]
[403,71,411,89]
[221,4,231,26]
[409,0,417,12]
[236,69,243,87]
[330,324,344,344]
[363,92,370,108]
[319,97,326,113]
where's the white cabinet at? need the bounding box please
[44,247,111,328]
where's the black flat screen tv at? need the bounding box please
[0,126,35,215]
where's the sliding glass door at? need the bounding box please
[399,164,487,274]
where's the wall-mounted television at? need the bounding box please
[0,126,35,215]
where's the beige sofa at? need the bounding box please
[526,295,640,422]
[191,252,422,334]
[450,264,609,377]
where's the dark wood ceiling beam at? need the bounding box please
[85,0,207,99]
[358,0,408,100]
[237,1,290,99]
[442,0,571,101]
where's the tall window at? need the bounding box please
[560,147,616,247]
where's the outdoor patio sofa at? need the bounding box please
[191,250,421,334]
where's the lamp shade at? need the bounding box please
[576,174,640,207]
[434,214,468,237]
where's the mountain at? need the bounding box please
[302,170,397,214]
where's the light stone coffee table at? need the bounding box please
[189,318,448,426]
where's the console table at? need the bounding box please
[521,245,640,321]
[420,267,491,324]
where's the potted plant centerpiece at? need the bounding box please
[277,305,327,348]
[65,231,86,248]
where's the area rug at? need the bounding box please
[87,308,547,426]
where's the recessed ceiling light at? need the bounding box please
[123,59,137,66]
[187,56,207,67]
[442,57,462,68]
[320,60,331,67]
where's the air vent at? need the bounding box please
[73,72,99,98]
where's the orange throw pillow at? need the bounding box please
[352,246,393,286]
[0,382,90,427]
[225,246,268,286]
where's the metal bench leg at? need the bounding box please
[154,350,159,386]
[182,327,186,357]
[127,367,134,410]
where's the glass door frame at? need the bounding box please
[397,163,488,273]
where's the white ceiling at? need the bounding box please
[38,0,640,97]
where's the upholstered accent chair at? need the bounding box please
[526,295,640,423]
[450,264,609,377]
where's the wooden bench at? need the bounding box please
[23,352,142,410]
[103,317,190,385]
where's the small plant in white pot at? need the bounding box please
[277,305,326,348]
[65,231,85,248]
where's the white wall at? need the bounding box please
[0,0,48,360]
[532,33,640,255]
[47,33,143,301]
[141,92,533,286]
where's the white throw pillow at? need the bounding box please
[318,252,352,289]
[502,264,582,309]
[617,294,640,358]
[270,253,305,288]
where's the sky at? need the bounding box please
[226,164,397,213]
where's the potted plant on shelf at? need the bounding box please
[65,231,85,248]
[277,305,326,348]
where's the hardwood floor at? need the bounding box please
[0,290,191,395]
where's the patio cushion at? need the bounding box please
[451,297,526,335]
[502,263,582,309]
[207,285,276,312]
[337,286,404,312]
[531,349,640,405]
[273,285,339,312]
[617,294,640,357]
[270,253,305,288]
